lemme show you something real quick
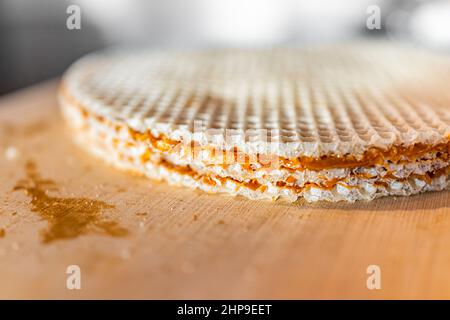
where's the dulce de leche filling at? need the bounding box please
[130,128,450,171]
[152,158,450,194]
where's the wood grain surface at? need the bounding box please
[0,82,449,299]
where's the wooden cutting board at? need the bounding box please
[0,81,449,299]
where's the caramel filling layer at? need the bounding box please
[154,158,450,194]
[134,130,450,171]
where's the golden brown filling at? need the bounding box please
[132,128,450,171]
[154,158,449,194]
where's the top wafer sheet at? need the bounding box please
[62,42,450,158]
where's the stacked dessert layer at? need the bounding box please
[60,44,450,202]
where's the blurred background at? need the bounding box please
[1,0,450,96]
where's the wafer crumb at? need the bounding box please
[5,146,19,161]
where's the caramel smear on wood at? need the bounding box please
[14,161,128,243]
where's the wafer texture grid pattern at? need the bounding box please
[63,43,450,158]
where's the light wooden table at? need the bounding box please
[0,82,449,299]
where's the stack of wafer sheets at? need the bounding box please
[59,43,450,202]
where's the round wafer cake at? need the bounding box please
[59,43,450,202]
